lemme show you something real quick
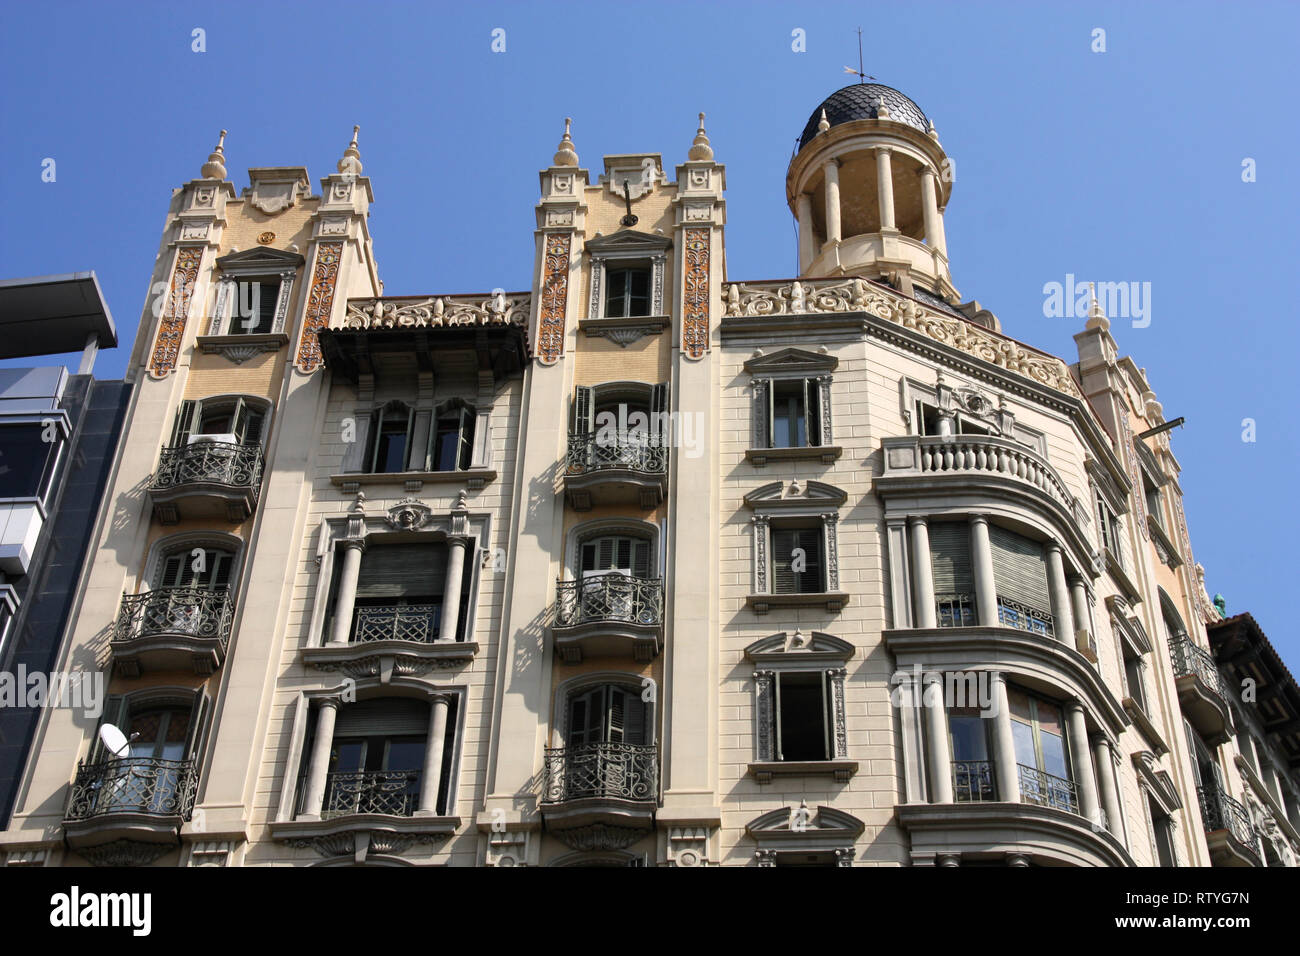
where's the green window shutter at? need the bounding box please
[930,522,974,596]
[356,543,448,601]
[989,525,1051,614]
[170,400,197,447]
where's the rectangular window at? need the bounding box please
[1147,794,1177,867]
[768,379,821,448]
[772,525,824,594]
[1144,479,1163,527]
[605,268,651,318]
[930,521,975,627]
[949,708,994,801]
[1009,688,1075,811]
[344,542,451,642]
[0,422,60,500]
[989,525,1053,637]
[1096,491,1124,568]
[775,671,832,761]
[230,279,280,335]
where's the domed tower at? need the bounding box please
[787,83,957,301]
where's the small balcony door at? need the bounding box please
[95,697,203,816]
[564,684,650,800]
[579,535,652,620]
[1009,689,1074,810]
[146,547,234,636]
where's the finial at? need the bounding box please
[553,117,578,167]
[201,129,228,180]
[817,108,830,134]
[688,111,714,161]
[1086,282,1110,332]
[337,125,363,176]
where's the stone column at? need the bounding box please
[299,698,340,820]
[417,694,452,815]
[1045,544,1075,642]
[1066,699,1100,823]
[438,536,469,642]
[1069,576,1091,648]
[876,148,896,231]
[937,853,961,867]
[969,515,998,627]
[823,160,842,245]
[327,540,365,645]
[989,672,1020,803]
[923,671,953,803]
[796,192,816,271]
[1093,734,1122,833]
[920,166,947,256]
[909,517,936,628]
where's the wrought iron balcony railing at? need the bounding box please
[352,603,442,643]
[997,596,1055,638]
[952,760,995,802]
[1169,634,1231,701]
[321,769,422,818]
[1197,783,1258,856]
[65,757,198,821]
[149,441,264,495]
[554,573,664,629]
[542,743,658,804]
[565,432,668,477]
[1017,763,1079,814]
[936,593,976,628]
[114,587,234,649]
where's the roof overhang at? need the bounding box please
[0,272,117,359]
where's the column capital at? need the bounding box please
[1045,540,1064,556]
[874,145,894,157]
[317,696,343,712]
[445,534,473,549]
[908,514,928,528]
[340,536,367,553]
[429,692,455,707]
[968,514,989,528]
[823,157,841,170]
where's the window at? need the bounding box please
[989,525,1053,637]
[762,378,825,449]
[1123,653,1149,713]
[1143,478,1163,528]
[0,422,62,501]
[566,684,650,747]
[746,632,852,776]
[949,707,994,801]
[580,534,653,579]
[772,524,824,594]
[604,268,651,318]
[156,546,234,590]
[141,545,235,637]
[340,541,460,643]
[913,399,991,437]
[772,671,835,761]
[930,522,975,627]
[1009,689,1075,812]
[1147,793,1178,867]
[1096,490,1124,568]
[89,690,207,816]
[744,350,837,458]
[228,278,281,335]
[171,397,267,447]
[432,403,475,471]
[358,400,476,474]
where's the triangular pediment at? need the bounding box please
[216,247,306,273]
[746,805,865,839]
[744,631,854,663]
[586,229,672,256]
[743,347,838,375]
[743,479,846,509]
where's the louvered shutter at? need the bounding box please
[930,522,974,597]
[185,688,209,760]
[573,386,594,435]
[158,553,186,588]
[334,698,430,737]
[253,280,279,333]
[356,543,447,600]
[989,525,1051,613]
[92,695,129,761]
[567,688,604,747]
[210,551,233,589]
[239,405,266,446]
[773,529,796,594]
[632,539,652,578]
[170,401,197,447]
[773,528,823,594]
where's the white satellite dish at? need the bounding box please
[99,723,130,758]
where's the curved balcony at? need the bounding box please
[564,433,667,511]
[147,440,264,524]
[63,757,197,863]
[540,743,658,851]
[110,587,233,677]
[1198,784,1261,867]
[1169,634,1233,745]
[551,573,664,663]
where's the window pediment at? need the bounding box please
[742,347,838,376]
[215,247,305,275]
[585,230,672,257]
[746,804,865,840]
[744,479,846,510]
[744,630,853,665]
[1131,751,1183,813]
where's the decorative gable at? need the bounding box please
[743,479,846,510]
[743,347,838,376]
[744,630,854,665]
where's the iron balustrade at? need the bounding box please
[149,441,264,495]
[936,593,976,628]
[65,757,198,821]
[997,596,1055,638]
[1017,763,1078,814]
[554,573,664,628]
[321,769,422,818]
[952,760,995,802]
[114,587,233,649]
[565,432,668,477]
[1169,634,1231,702]
[542,743,658,804]
[352,603,441,643]
[1197,783,1259,857]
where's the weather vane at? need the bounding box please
[620,180,638,227]
[843,27,876,83]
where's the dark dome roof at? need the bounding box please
[797,84,929,150]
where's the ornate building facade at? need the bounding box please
[2,85,1296,867]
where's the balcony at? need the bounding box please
[302,601,480,674]
[1169,634,1233,745]
[997,597,1055,638]
[540,743,658,850]
[109,587,233,677]
[551,573,664,663]
[1018,764,1079,814]
[146,441,264,523]
[953,760,995,802]
[564,433,667,510]
[1198,784,1261,867]
[321,770,421,819]
[63,757,198,864]
[353,604,440,644]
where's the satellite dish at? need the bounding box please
[99,723,130,758]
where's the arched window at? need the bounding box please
[154,544,235,591]
[565,683,651,747]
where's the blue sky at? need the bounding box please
[2,1,1297,662]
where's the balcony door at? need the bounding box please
[948,708,993,801]
[94,694,204,817]
[351,542,448,642]
[1009,689,1073,811]
[171,397,266,447]
[147,546,234,636]
[564,684,650,800]
[579,535,652,621]
[325,699,430,817]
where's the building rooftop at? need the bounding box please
[0,272,117,360]
[798,83,930,150]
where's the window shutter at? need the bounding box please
[930,522,974,596]
[240,406,266,446]
[185,689,209,760]
[622,689,648,745]
[650,383,668,445]
[573,386,594,435]
[773,528,823,594]
[752,379,769,449]
[92,695,129,761]
[598,537,616,571]
[254,280,279,333]
[989,525,1051,613]
[170,400,197,447]
[632,539,651,578]
[158,553,186,588]
[356,543,447,600]
[456,405,473,469]
[803,378,816,447]
[409,409,432,470]
[340,409,371,473]
[210,551,233,589]
[334,698,430,737]
[773,529,795,594]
